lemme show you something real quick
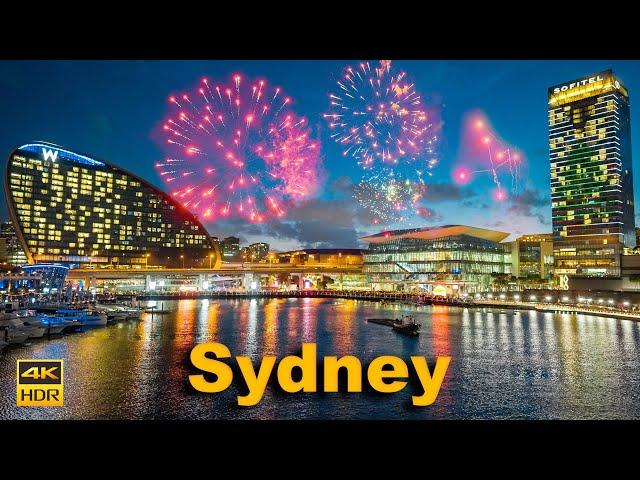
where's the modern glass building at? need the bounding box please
[4,142,219,268]
[549,70,635,278]
[21,264,68,293]
[508,234,554,280]
[361,225,511,294]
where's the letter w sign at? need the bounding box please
[42,148,59,162]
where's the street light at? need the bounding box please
[514,294,521,301]
[180,255,185,269]
[145,253,150,268]
[209,253,214,269]
[545,296,552,302]
[530,295,537,302]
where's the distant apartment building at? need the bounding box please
[275,249,364,267]
[0,221,27,267]
[220,236,240,261]
[249,242,270,262]
[239,246,251,262]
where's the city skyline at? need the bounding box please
[3,60,640,251]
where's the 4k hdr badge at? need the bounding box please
[16,360,64,407]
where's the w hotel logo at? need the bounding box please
[41,147,59,162]
[17,360,64,407]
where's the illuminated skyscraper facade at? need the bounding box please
[5,142,219,268]
[549,70,635,278]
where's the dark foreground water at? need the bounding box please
[1,298,640,420]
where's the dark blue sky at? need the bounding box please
[2,60,640,250]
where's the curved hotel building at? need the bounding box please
[361,225,511,294]
[4,142,220,268]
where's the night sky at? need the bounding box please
[2,60,640,251]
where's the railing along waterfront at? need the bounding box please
[129,289,640,322]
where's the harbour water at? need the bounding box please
[1,297,640,420]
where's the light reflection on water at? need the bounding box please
[1,298,640,420]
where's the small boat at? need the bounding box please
[34,315,69,335]
[116,306,143,320]
[107,310,129,323]
[367,315,421,337]
[392,317,421,337]
[0,315,46,339]
[55,308,108,327]
[96,304,144,321]
[19,320,47,338]
[367,318,401,327]
[6,329,29,345]
[144,306,171,314]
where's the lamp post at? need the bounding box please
[145,253,150,268]
[180,254,185,269]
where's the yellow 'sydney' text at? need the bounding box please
[188,342,450,407]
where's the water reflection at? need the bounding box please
[1,298,640,420]
[262,298,279,355]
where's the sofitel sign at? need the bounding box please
[552,72,620,94]
[553,75,604,94]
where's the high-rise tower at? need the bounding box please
[549,70,635,278]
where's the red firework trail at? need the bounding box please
[453,111,523,202]
[155,74,322,222]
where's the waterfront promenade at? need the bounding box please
[132,289,640,322]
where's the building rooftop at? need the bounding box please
[360,225,510,244]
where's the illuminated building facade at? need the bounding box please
[5,142,219,268]
[549,70,635,278]
[249,242,270,262]
[0,221,28,266]
[275,248,364,267]
[220,236,240,261]
[362,225,510,293]
[21,264,68,293]
[508,234,554,280]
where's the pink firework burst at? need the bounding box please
[155,74,322,222]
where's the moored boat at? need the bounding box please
[34,315,70,335]
[55,308,108,327]
[6,329,29,345]
[0,310,46,339]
